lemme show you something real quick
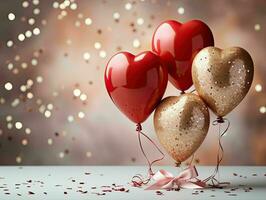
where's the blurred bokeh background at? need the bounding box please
[0,0,265,165]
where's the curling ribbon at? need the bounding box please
[131,123,165,187]
[132,117,231,189]
[203,117,230,187]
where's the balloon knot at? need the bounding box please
[175,161,181,167]
[217,117,224,123]
[136,123,142,132]
[148,168,154,176]
[180,91,185,94]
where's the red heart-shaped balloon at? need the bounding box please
[105,51,168,124]
[152,20,214,92]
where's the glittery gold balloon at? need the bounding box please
[192,47,254,117]
[154,93,210,164]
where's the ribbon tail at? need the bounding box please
[145,179,173,190]
[181,180,206,189]
[145,183,162,190]
[145,183,164,190]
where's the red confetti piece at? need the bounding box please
[92,192,106,196]
[156,191,163,195]
[102,189,112,192]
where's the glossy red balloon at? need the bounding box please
[105,51,168,124]
[152,20,214,92]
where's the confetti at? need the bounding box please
[156,191,163,195]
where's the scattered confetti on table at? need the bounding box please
[0,0,265,166]
[0,166,265,199]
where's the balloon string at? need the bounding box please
[131,123,165,187]
[180,89,195,95]
[189,153,195,165]
[203,117,230,187]
[190,89,196,93]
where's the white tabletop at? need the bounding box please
[0,166,265,199]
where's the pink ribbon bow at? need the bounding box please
[145,165,206,190]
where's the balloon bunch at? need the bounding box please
[104,20,254,188]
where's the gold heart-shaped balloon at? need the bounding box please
[192,47,254,117]
[154,94,210,164]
